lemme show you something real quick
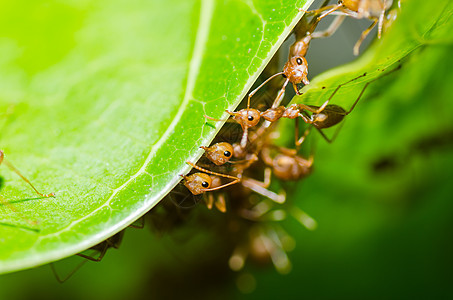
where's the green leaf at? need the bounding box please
[0,0,314,273]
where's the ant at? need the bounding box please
[216,72,367,148]
[182,162,240,195]
[183,155,286,208]
[303,0,397,55]
[223,65,400,146]
[260,144,314,181]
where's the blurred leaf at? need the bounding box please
[0,0,314,273]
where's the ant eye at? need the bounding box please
[248,115,254,121]
[282,74,287,78]
[224,150,231,157]
[296,58,303,65]
[201,181,209,188]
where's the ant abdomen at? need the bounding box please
[272,154,313,181]
[261,147,313,181]
[310,105,347,129]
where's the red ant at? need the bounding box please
[303,0,397,55]
[215,72,367,147]
[182,155,286,208]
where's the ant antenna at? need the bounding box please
[185,161,240,192]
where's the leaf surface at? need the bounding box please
[0,0,313,273]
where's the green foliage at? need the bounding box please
[0,0,313,273]
[0,0,452,298]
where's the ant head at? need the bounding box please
[283,56,309,85]
[201,142,234,165]
[183,173,212,195]
[342,0,360,13]
[229,109,261,129]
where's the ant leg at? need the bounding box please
[353,18,378,55]
[242,168,285,204]
[377,8,386,39]
[239,126,249,149]
[312,15,346,38]
[204,114,238,123]
[0,150,54,198]
[315,121,345,143]
[247,72,284,108]
[77,243,109,262]
[240,199,274,221]
[295,118,311,148]
[301,72,368,114]
[214,193,227,213]
[129,217,145,229]
[76,231,124,261]
[260,226,291,274]
[297,110,314,126]
[53,232,125,282]
[345,65,402,115]
[50,261,88,283]
[205,193,214,209]
[300,4,342,21]
[290,206,318,230]
[185,161,240,191]
[228,153,258,165]
[271,78,289,108]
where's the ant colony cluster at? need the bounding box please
[177,0,401,285]
[37,0,401,285]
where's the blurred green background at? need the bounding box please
[1,0,453,299]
